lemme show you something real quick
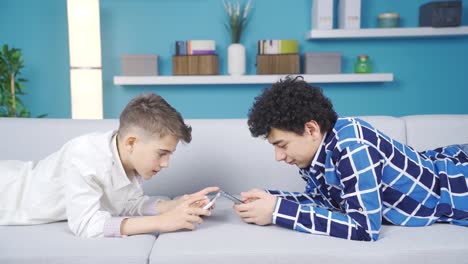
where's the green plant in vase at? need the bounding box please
[0,44,45,118]
[223,0,252,75]
[224,0,252,44]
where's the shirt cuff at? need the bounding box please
[142,199,157,215]
[266,189,281,195]
[103,217,128,237]
[272,198,300,230]
[142,198,164,215]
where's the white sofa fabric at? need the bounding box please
[1,115,467,264]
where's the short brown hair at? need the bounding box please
[118,93,192,143]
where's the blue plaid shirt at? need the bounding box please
[268,117,468,241]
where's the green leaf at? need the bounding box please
[16,97,24,105]
[19,108,31,117]
[13,51,20,60]
[0,44,38,118]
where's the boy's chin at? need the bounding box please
[297,162,310,169]
[147,170,161,178]
[140,173,156,180]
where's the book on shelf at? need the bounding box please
[257,40,298,55]
[176,40,216,56]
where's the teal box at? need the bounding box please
[378,13,400,28]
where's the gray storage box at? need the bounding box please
[303,52,342,74]
[121,54,159,76]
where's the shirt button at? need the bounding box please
[358,208,363,212]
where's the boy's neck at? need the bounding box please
[116,134,135,178]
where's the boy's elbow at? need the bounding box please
[351,227,379,241]
[67,219,104,238]
[370,233,380,241]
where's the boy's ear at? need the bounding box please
[125,135,137,151]
[304,120,321,137]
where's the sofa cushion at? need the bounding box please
[150,199,468,264]
[403,114,468,151]
[0,222,156,264]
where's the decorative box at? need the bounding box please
[256,54,300,75]
[172,55,219,75]
[312,0,334,30]
[121,54,159,76]
[419,1,462,27]
[378,13,400,28]
[338,0,361,29]
[303,52,342,74]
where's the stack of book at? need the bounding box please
[175,40,216,56]
[256,40,300,74]
[173,40,218,75]
[257,40,299,55]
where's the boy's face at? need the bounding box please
[267,121,323,169]
[128,133,179,180]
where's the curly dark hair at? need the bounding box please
[248,76,337,138]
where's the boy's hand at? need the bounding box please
[189,186,220,208]
[157,195,212,232]
[233,190,277,226]
[239,188,263,203]
[156,186,220,213]
[155,199,178,214]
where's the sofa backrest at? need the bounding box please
[403,115,468,150]
[0,116,403,197]
[1,118,119,161]
[1,115,466,197]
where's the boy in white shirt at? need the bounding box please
[0,93,218,238]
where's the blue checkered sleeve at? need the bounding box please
[272,144,384,241]
[266,190,329,208]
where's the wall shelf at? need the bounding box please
[306,26,468,39]
[113,73,394,86]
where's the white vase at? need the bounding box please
[227,43,246,76]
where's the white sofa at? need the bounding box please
[1,115,468,264]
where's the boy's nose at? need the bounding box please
[275,149,286,161]
[160,158,169,168]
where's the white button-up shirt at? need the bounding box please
[0,131,158,238]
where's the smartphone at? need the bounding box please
[203,192,221,210]
[220,190,244,204]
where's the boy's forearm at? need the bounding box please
[154,199,176,215]
[120,215,162,236]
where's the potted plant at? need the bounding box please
[0,44,39,117]
[223,0,252,75]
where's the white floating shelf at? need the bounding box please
[114,73,394,86]
[306,26,468,39]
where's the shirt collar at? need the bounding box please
[110,132,134,190]
[300,131,328,177]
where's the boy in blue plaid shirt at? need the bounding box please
[234,77,468,241]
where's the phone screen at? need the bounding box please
[203,192,221,210]
[220,190,244,204]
